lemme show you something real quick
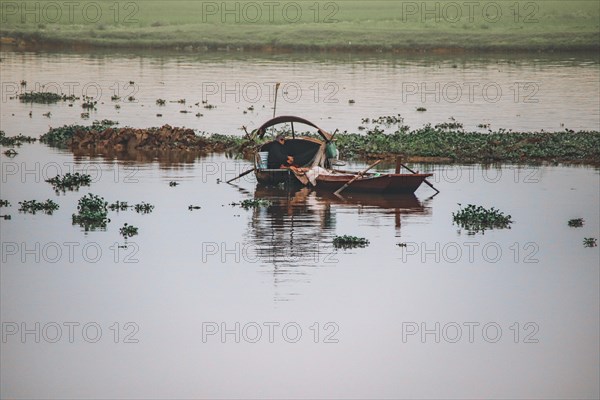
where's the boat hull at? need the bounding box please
[315,173,433,194]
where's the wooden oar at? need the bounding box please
[334,159,382,195]
[398,161,440,194]
[226,168,255,184]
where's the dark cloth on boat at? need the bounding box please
[268,141,289,169]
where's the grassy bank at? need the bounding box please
[34,122,600,165]
[1,1,599,52]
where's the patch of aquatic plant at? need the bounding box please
[188,205,201,210]
[156,99,166,105]
[435,121,464,130]
[134,202,154,214]
[18,199,59,215]
[583,238,597,247]
[82,96,97,109]
[119,223,138,238]
[366,126,386,136]
[231,199,272,209]
[0,131,37,146]
[333,127,600,163]
[333,235,370,249]
[40,120,119,147]
[0,214,11,220]
[568,218,584,227]
[46,173,92,192]
[0,200,10,207]
[169,181,179,187]
[72,193,110,231]
[396,242,408,247]
[108,201,130,211]
[18,92,78,104]
[416,107,427,112]
[452,204,512,233]
[3,149,18,157]
[368,114,404,126]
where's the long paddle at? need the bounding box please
[226,168,255,184]
[398,161,440,194]
[334,159,382,195]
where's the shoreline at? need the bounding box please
[2,35,599,55]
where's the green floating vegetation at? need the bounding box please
[568,218,584,227]
[119,223,139,239]
[82,96,97,109]
[0,131,37,146]
[188,205,201,210]
[72,193,110,231]
[333,235,370,249]
[334,125,600,163]
[452,204,512,234]
[156,99,166,106]
[108,201,129,211]
[0,200,10,207]
[18,199,59,215]
[169,181,179,187]
[416,107,427,112]
[40,120,119,147]
[435,121,464,130]
[368,114,404,126]
[134,202,154,214]
[18,92,78,104]
[3,149,18,157]
[46,173,91,192]
[231,199,272,209]
[1,215,11,220]
[584,238,598,248]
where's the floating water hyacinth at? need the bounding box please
[452,204,512,234]
[0,131,36,146]
[134,202,154,214]
[231,199,272,209]
[333,235,370,249]
[18,199,59,215]
[46,173,92,192]
[568,218,584,227]
[18,92,78,104]
[72,193,109,231]
[120,223,139,239]
[108,201,130,211]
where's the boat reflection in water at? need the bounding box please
[241,184,431,301]
[240,184,432,301]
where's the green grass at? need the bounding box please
[1,1,598,51]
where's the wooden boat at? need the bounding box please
[251,116,433,194]
[315,171,433,194]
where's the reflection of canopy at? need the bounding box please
[254,115,333,142]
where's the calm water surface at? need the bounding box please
[1,50,599,135]
[1,50,599,399]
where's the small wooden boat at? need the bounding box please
[250,116,434,194]
[315,171,433,194]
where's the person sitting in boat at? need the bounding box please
[267,134,290,169]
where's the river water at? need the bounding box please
[1,50,599,399]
